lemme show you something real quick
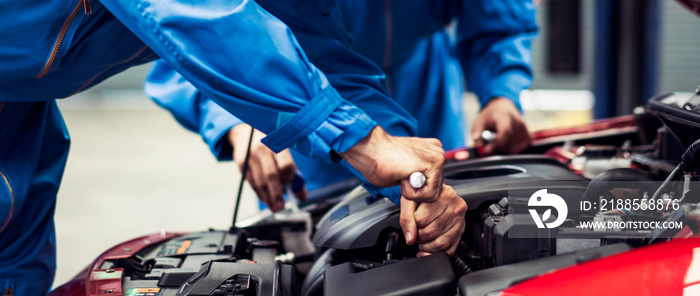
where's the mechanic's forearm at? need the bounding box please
[457,0,538,111]
[103,0,376,161]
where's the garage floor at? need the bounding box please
[52,90,591,288]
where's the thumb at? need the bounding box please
[400,197,419,245]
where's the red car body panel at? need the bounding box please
[445,115,639,162]
[501,236,700,296]
[48,232,182,296]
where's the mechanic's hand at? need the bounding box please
[339,126,445,203]
[228,124,307,212]
[400,185,467,257]
[471,97,531,155]
[339,126,466,255]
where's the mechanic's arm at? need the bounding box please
[106,0,396,194]
[146,61,304,212]
[146,66,466,255]
[228,124,305,212]
[457,0,538,154]
[117,0,463,253]
[341,127,467,257]
[102,0,370,158]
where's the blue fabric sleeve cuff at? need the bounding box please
[339,159,402,205]
[477,70,531,113]
[262,87,342,153]
[363,184,402,205]
[262,87,378,158]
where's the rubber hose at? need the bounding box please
[681,139,700,174]
[583,168,660,205]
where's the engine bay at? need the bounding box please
[51,90,700,296]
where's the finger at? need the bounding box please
[275,150,296,184]
[295,188,308,203]
[245,170,264,205]
[470,114,487,142]
[418,220,464,256]
[413,194,447,229]
[509,135,531,154]
[229,124,259,196]
[492,117,513,154]
[445,233,461,257]
[509,121,532,154]
[481,143,495,156]
[418,223,465,257]
[399,197,419,245]
[249,157,272,210]
[259,151,285,212]
[416,212,452,244]
[400,173,443,204]
[400,140,445,203]
[275,150,308,202]
[230,126,279,210]
[423,152,445,199]
[416,186,466,243]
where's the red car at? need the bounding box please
[50,3,700,294]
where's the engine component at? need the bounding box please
[681,139,700,174]
[176,260,295,296]
[324,253,456,296]
[459,244,631,296]
[582,168,660,207]
[50,85,700,296]
[92,230,298,296]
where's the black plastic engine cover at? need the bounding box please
[176,261,296,296]
[313,156,587,250]
[324,253,456,296]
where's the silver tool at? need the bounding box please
[481,130,497,143]
[409,171,427,189]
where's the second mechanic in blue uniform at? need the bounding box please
[146,0,537,210]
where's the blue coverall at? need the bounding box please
[0,0,421,293]
[146,0,538,194]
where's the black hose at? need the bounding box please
[681,139,700,174]
[451,254,472,276]
[583,168,660,205]
[451,242,472,276]
[385,231,400,261]
[650,139,700,200]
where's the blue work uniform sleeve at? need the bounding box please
[100,0,376,162]
[146,61,241,161]
[457,0,538,111]
[147,70,404,203]
[146,58,409,203]
[129,0,415,203]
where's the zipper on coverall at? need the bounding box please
[36,0,92,78]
